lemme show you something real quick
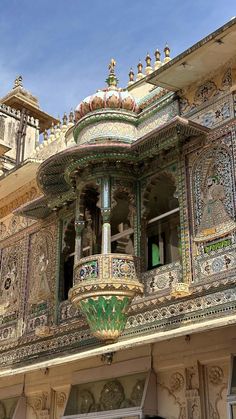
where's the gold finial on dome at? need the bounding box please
[136,61,144,81]
[13,75,23,89]
[164,43,171,64]
[106,58,118,88]
[69,110,74,124]
[50,122,55,134]
[43,129,48,142]
[62,112,68,126]
[109,58,116,74]
[128,67,134,86]
[145,53,151,67]
[154,48,162,69]
[145,53,153,75]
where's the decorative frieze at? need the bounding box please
[143,261,181,294]
[0,180,40,219]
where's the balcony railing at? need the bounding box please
[69,253,143,342]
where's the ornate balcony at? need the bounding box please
[69,254,143,342]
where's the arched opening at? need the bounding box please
[81,186,102,257]
[111,190,134,255]
[60,216,76,301]
[144,173,180,270]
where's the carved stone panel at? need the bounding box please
[0,239,25,342]
[27,392,50,419]
[205,364,228,419]
[157,369,186,419]
[26,224,57,335]
[191,145,235,249]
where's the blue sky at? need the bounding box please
[0,0,235,119]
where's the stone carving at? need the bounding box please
[209,402,220,419]
[191,95,232,128]
[0,215,34,241]
[28,229,55,306]
[194,175,235,243]
[221,68,232,89]
[29,248,50,305]
[33,396,43,411]
[194,80,218,104]
[100,380,125,410]
[59,301,79,322]
[199,252,235,277]
[158,380,186,419]
[28,392,49,419]
[208,366,224,386]
[78,120,137,145]
[189,401,200,419]
[0,259,18,314]
[0,184,39,219]
[185,367,198,390]
[0,222,7,238]
[0,243,22,316]
[138,100,178,137]
[131,379,145,405]
[185,366,201,419]
[170,372,185,392]
[193,146,235,244]
[144,262,181,294]
[78,389,94,413]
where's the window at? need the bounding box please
[59,216,76,301]
[111,190,134,255]
[144,174,180,270]
[81,186,101,257]
[58,186,101,302]
[63,371,157,418]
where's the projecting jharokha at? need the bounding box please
[0,18,236,419]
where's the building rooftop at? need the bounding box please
[147,17,236,90]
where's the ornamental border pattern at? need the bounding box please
[0,285,235,367]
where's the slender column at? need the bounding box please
[134,180,141,257]
[101,177,111,254]
[171,149,191,296]
[177,150,191,282]
[74,195,85,264]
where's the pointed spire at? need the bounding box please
[50,122,55,134]
[128,67,134,86]
[106,58,119,88]
[62,112,68,126]
[43,130,48,142]
[145,53,153,75]
[164,44,171,64]
[145,53,151,67]
[154,49,162,69]
[68,110,74,126]
[69,110,74,123]
[136,61,144,81]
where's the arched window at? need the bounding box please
[58,186,101,302]
[81,186,101,257]
[111,190,134,255]
[144,174,180,270]
[59,217,76,301]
